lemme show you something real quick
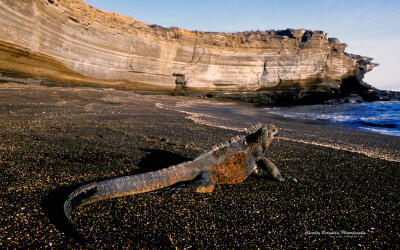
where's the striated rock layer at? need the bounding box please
[0,0,386,104]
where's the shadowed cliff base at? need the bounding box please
[171,81,400,106]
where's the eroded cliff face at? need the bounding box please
[0,0,379,104]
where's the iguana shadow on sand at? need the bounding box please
[62,123,297,243]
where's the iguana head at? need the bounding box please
[245,124,278,152]
[261,124,278,151]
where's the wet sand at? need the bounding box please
[0,83,399,248]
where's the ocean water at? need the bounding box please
[264,101,400,137]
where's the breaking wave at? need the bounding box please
[264,101,400,137]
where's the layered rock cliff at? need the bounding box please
[0,0,385,104]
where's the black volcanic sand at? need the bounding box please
[0,83,399,249]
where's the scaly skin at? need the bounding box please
[64,124,296,219]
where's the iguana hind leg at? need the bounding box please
[256,157,297,182]
[153,171,216,194]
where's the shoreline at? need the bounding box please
[0,83,399,248]
[258,101,400,137]
[152,92,400,162]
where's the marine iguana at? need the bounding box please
[64,123,296,219]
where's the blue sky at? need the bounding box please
[84,0,400,90]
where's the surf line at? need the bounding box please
[154,102,246,132]
[279,137,399,163]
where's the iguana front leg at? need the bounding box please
[255,157,297,182]
[153,171,216,193]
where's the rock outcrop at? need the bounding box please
[0,0,385,104]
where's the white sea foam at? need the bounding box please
[154,102,247,132]
[279,137,399,163]
[264,101,400,137]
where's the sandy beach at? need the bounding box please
[0,83,399,248]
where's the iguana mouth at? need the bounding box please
[265,127,278,149]
[269,126,279,139]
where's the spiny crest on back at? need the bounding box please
[229,135,242,144]
[198,134,245,160]
[212,140,235,152]
[246,123,264,134]
[200,141,229,158]
[197,123,272,159]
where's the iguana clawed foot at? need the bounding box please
[253,156,297,182]
[279,175,297,183]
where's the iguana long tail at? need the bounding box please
[64,163,198,218]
